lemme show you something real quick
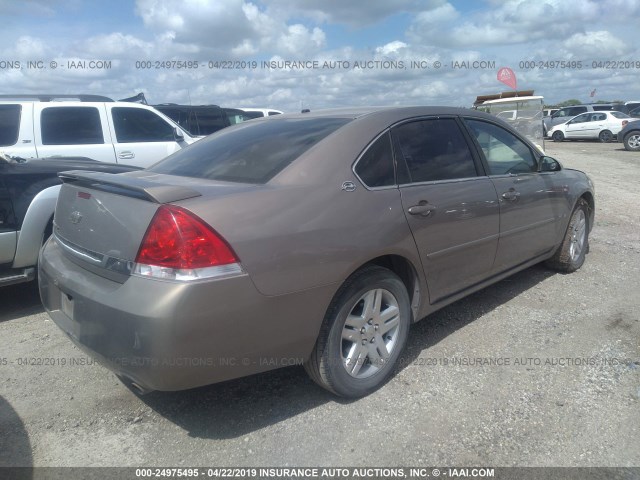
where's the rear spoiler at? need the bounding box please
[58,170,201,204]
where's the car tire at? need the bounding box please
[623,132,640,151]
[552,131,564,142]
[545,199,589,273]
[304,265,411,398]
[599,130,613,143]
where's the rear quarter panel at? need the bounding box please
[180,181,422,298]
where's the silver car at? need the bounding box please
[39,107,595,398]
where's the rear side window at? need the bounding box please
[157,107,228,136]
[193,110,229,135]
[391,118,478,183]
[41,107,104,145]
[0,104,21,146]
[355,133,395,188]
[610,111,629,119]
[242,111,264,119]
[150,117,351,183]
[112,107,175,143]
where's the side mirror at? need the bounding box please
[540,156,561,172]
[174,127,185,142]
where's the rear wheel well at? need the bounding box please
[364,255,421,322]
[579,192,595,229]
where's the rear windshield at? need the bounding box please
[150,117,351,183]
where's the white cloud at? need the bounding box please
[136,0,261,51]
[276,24,326,55]
[375,41,407,56]
[11,36,50,58]
[134,0,327,57]
[408,0,634,48]
[563,31,632,58]
[2,0,640,111]
[263,0,428,27]
[80,33,155,58]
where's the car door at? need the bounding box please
[392,117,500,303]
[564,112,591,138]
[33,104,117,162]
[107,105,187,168]
[463,119,558,274]
[583,113,606,138]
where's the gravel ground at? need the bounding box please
[1,140,638,469]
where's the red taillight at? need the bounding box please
[135,205,237,269]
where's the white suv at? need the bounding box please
[237,107,283,119]
[0,95,198,168]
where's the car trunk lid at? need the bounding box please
[53,170,248,282]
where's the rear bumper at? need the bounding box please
[39,236,334,391]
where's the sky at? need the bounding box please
[1,0,639,111]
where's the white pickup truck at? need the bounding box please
[0,95,199,168]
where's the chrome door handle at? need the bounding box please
[501,190,521,201]
[118,151,135,159]
[408,202,436,216]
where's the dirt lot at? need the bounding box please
[1,141,639,469]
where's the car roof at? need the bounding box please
[271,106,493,123]
[260,106,517,185]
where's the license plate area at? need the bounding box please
[61,292,74,319]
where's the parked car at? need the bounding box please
[628,106,640,118]
[548,111,632,142]
[39,107,594,398]
[543,108,559,117]
[543,104,621,135]
[0,154,140,287]
[0,94,197,168]
[614,101,640,115]
[617,119,640,151]
[237,107,283,119]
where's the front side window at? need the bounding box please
[112,107,175,143]
[151,117,350,184]
[354,132,395,188]
[41,107,104,145]
[0,105,21,147]
[570,113,590,124]
[569,107,588,116]
[465,119,537,175]
[391,118,478,183]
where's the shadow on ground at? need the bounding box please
[140,264,556,439]
[0,396,32,472]
[0,282,43,323]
